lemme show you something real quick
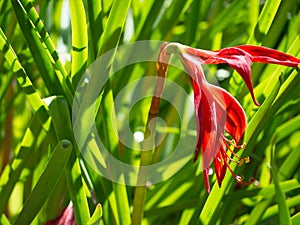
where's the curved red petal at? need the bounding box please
[205,48,260,106]
[236,45,300,67]
[208,84,247,142]
[178,50,247,193]
[213,149,227,187]
[185,45,300,106]
[192,80,202,163]
[203,167,211,194]
[181,55,224,183]
[184,46,212,61]
[177,53,205,163]
[198,87,221,170]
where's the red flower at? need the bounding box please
[177,52,251,193]
[157,43,300,193]
[184,45,300,106]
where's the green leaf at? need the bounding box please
[87,203,103,225]
[262,195,300,222]
[70,0,88,87]
[151,0,191,40]
[13,140,72,225]
[244,198,273,225]
[86,0,102,61]
[0,28,53,137]
[17,0,74,103]
[49,96,91,225]
[249,0,281,41]
[271,145,291,225]
[0,214,10,225]
[291,212,300,225]
[0,115,44,215]
[97,0,131,56]
[11,0,64,95]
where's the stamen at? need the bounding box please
[238,177,257,186]
[222,135,250,166]
[237,159,245,167]
[223,158,257,186]
[236,175,244,182]
[237,156,251,166]
[223,136,246,149]
[222,140,249,165]
[217,156,225,166]
[221,150,241,164]
[244,156,250,163]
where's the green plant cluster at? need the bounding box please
[0,0,299,225]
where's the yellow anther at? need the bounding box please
[236,175,244,182]
[245,156,250,163]
[241,143,246,149]
[238,159,244,166]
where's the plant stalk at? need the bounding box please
[131,43,171,225]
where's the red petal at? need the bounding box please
[204,48,259,106]
[184,45,300,106]
[199,85,220,170]
[203,167,211,194]
[237,45,300,67]
[213,149,227,187]
[180,55,223,165]
[178,49,247,193]
[208,84,247,142]
[191,80,202,163]
[180,54,224,192]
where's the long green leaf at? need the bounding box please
[97,0,131,56]
[86,0,102,61]
[271,145,291,225]
[70,0,88,87]
[0,27,53,140]
[11,0,64,95]
[13,140,72,225]
[17,0,74,103]
[49,96,91,225]
[0,115,44,215]
[95,1,132,224]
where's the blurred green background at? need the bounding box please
[0,0,300,224]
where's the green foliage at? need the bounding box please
[0,0,299,224]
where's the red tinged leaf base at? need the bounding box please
[45,202,75,225]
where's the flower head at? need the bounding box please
[184,45,300,106]
[177,51,251,193]
[157,43,300,193]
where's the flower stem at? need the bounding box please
[131,151,152,225]
[131,44,171,225]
